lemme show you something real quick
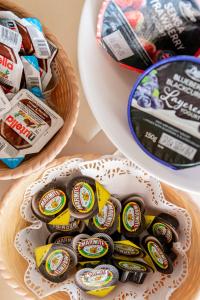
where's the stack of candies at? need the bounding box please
[0,11,63,169]
[33,174,179,298]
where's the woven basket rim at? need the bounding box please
[0,155,199,300]
[0,0,79,180]
[0,155,94,300]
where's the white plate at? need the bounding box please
[78,0,200,194]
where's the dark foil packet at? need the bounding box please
[128,56,200,169]
[97,0,200,71]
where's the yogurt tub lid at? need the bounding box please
[128,55,200,170]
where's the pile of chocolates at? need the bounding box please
[32,174,179,297]
[0,11,63,169]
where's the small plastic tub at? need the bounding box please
[128,55,200,170]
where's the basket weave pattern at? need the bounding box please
[0,0,79,180]
[0,156,199,300]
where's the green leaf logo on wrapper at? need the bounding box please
[78,238,109,259]
[81,269,113,287]
[45,249,70,276]
[147,241,168,270]
[72,182,95,213]
[122,202,141,232]
[93,201,115,230]
[39,189,66,216]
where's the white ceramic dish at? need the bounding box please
[78,0,200,194]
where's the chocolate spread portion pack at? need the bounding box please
[39,39,58,91]
[0,24,23,92]
[97,0,200,72]
[0,11,60,168]
[21,55,43,98]
[0,12,51,58]
[0,87,11,115]
[0,89,63,158]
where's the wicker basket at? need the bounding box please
[0,155,199,300]
[0,0,79,180]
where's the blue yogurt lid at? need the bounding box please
[128,55,200,170]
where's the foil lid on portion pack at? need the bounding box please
[31,183,68,223]
[35,243,77,283]
[72,233,114,261]
[0,24,23,92]
[47,218,85,234]
[39,40,58,91]
[128,56,200,169]
[75,264,119,297]
[0,89,63,158]
[120,195,146,237]
[67,176,111,220]
[114,239,145,258]
[88,196,121,235]
[21,55,43,98]
[0,87,11,116]
[47,233,74,246]
[142,236,173,274]
[0,11,51,59]
[146,213,179,249]
[97,0,200,71]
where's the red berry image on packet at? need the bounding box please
[97,0,200,72]
[115,0,135,9]
[140,39,157,60]
[115,0,146,10]
[125,10,144,30]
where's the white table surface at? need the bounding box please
[0,1,199,300]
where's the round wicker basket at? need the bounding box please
[0,0,79,180]
[0,155,199,300]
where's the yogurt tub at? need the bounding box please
[128,55,200,170]
[97,0,200,72]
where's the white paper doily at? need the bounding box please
[15,156,192,300]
